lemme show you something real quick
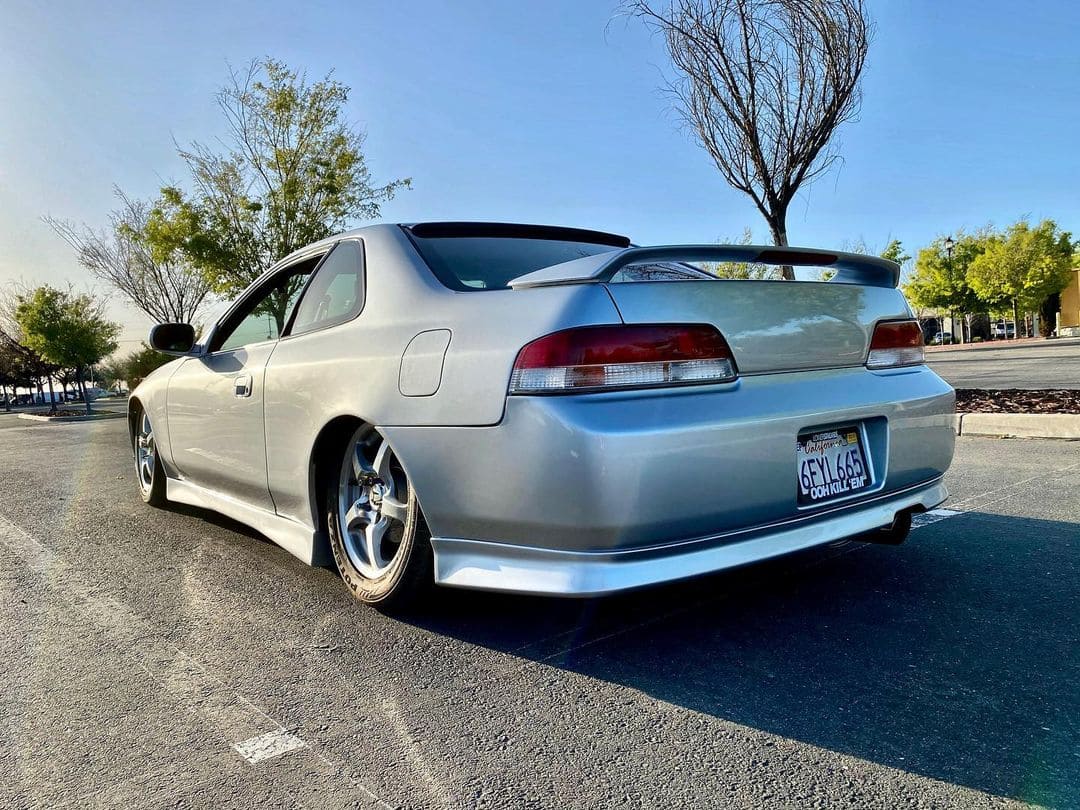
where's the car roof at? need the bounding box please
[273,222,632,267]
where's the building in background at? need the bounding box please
[1059,269,1080,336]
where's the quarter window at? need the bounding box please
[289,241,365,336]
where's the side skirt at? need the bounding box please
[166,477,330,566]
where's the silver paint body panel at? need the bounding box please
[381,365,955,554]
[130,223,956,596]
[432,478,948,596]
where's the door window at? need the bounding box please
[211,256,321,353]
[289,241,365,336]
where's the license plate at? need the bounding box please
[796,425,871,505]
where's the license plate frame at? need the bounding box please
[796,424,873,506]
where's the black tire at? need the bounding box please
[133,405,168,507]
[864,511,912,545]
[326,425,433,613]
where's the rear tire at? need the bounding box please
[326,425,433,613]
[134,406,167,507]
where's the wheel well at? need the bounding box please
[127,397,143,457]
[309,415,369,565]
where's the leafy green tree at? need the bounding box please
[102,343,172,391]
[14,286,120,414]
[904,231,989,342]
[880,239,912,270]
[0,333,37,411]
[968,220,1074,339]
[0,288,63,410]
[833,238,912,283]
[153,58,410,327]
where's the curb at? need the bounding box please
[925,336,1080,355]
[954,412,1080,440]
[18,412,126,423]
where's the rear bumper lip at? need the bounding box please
[431,476,947,596]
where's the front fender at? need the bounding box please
[128,357,185,473]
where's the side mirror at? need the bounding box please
[148,323,198,356]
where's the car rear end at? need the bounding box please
[385,227,955,595]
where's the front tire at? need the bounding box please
[326,425,433,612]
[134,406,167,507]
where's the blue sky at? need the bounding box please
[2,0,1078,348]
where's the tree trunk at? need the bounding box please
[76,368,91,415]
[46,376,57,414]
[2,385,10,412]
[767,214,796,281]
[1012,300,1020,340]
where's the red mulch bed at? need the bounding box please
[956,389,1080,414]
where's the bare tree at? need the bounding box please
[44,189,212,325]
[626,0,871,279]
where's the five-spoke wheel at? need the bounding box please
[327,425,432,610]
[134,405,167,506]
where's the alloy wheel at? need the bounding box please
[337,429,411,579]
[136,412,156,493]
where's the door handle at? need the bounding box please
[234,374,253,398]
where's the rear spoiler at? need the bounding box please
[509,245,901,290]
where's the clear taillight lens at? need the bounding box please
[866,320,925,369]
[509,324,738,394]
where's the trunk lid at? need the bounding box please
[604,280,912,374]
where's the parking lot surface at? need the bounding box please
[926,338,1080,389]
[0,416,1076,809]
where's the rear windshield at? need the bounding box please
[406,234,620,291]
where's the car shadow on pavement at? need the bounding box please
[411,513,1078,808]
[162,501,273,545]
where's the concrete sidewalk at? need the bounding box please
[954,412,1080,440]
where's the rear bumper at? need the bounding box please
[430,476,947,595]
[382,365,956,556]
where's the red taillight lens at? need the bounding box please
[867,320,925,369]
[509,324,738,394]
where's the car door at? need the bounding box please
[166,254,322,510]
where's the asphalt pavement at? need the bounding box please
[926,337,1080,389]
[0,416,1076,809]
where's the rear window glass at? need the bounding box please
[407,235,619,291]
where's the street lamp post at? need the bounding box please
[943,236,960,344]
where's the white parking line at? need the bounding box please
[911,508,962,528]
[233,729,307,764]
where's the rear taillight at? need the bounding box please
[866,320,925,369]
[509,324,738,394]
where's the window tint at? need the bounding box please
[289,241,364,335]
[407,235,619,291]
[213,258,320,353]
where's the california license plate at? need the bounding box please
[796,425,871,505]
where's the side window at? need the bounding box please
[212,256,322,353]
[289,241,365,336]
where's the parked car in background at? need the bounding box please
[129,222,956,611]
[929,331,954,345]
[992,321,1016,339]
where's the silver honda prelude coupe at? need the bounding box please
[130,222,955,610]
